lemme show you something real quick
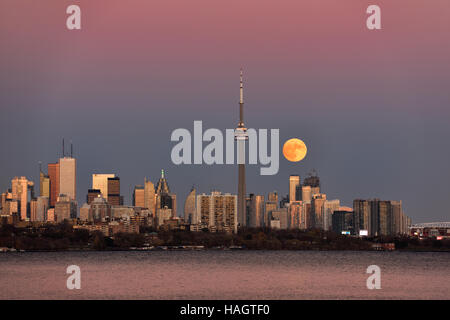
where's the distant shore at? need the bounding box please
[1,222,449,253]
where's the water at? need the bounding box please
[0,251,448,299]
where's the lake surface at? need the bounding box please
[0,251,448,299]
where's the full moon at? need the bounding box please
[283,138,307,162]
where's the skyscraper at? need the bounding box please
[312,193,327,229]
[249,194,264,228]
[184,187,196,224]
[48,162,60,207]
[144,178,156,214]
[303,170,320,197]
[196,191,238,233]
[107,177,122,206]
[289,175,300,203]
[39,163,50,198]
[11,176,34,220]
[353,199,371,235]
[301,185,312,203]
[235,69,248,228]
[133,185,145,207]
[155,170,176,217]
[323,199,340,231]
[92,174,115,200]
[59,157,76,201]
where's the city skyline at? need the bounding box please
[1,1,450,223]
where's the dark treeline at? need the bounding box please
[0,223,449,251]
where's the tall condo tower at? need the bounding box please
[235,69,248,227]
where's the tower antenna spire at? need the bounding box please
[62,138,65,157]
[239,68,244,127]
[70,140,73,158]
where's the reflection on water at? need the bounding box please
[0,251,448,299]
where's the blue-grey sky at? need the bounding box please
[1,0,450,223]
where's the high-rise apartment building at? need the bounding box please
[289,175,300,203]
[196,191,238,233]
[303,170,320,196]
[353,199,371,235]
[301,186,312,203]
[323,199,340,231]
[264,200,278,228]
[289,201,302,229]
[312,193,327,229]
[249,194,264,228]
[270,208,289,229]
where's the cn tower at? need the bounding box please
[235,69,248,227]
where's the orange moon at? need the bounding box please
[283,138,307,162]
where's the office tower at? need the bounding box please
[36,197,49,222]
[303,170,320,196]
[289,201,302,229]
[196,191,238,233]
[249,194,264,228]
[59,157,76,201]
[107,177,122,206]
[48,162,60,207]
[301,185,312,203]
[133,185,145,207]
[55,194,77,221]
[155,170,176,217]
[156,170,170,194]
[92,174,115,200]
[323,199,340,231]
[235,69,248,228]
[264,200,278,228]
[87,189,101,204]
[184,187,196,224]
[11,176,34,220]
[270,208,289,229]
[144,178,156,214]
[39,163,50,198]
[353,199,371,235]
[289,175,300,202]
[332,209,354,234]
[311,193,327,229]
